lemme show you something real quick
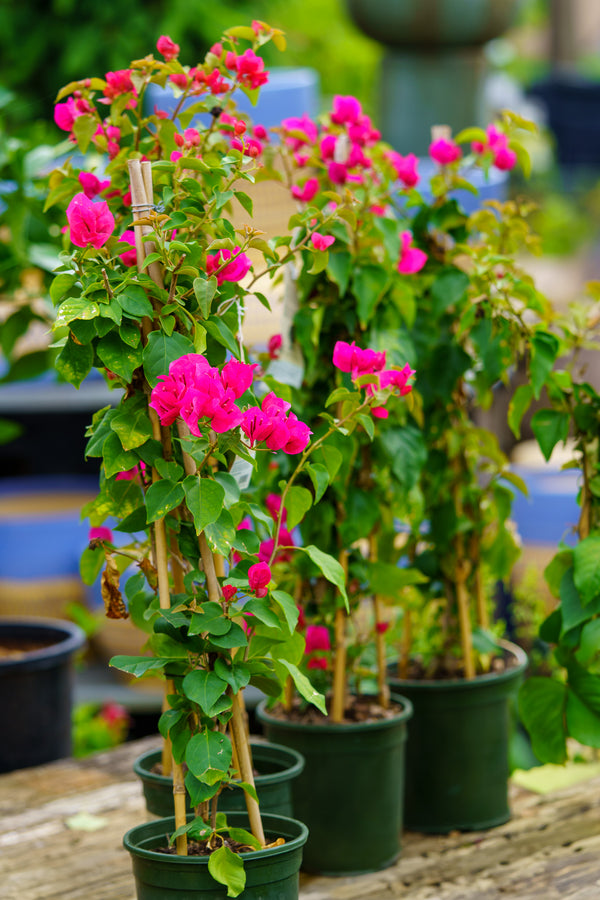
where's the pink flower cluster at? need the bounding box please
[241,393,312,455]
[66,193,115,249]
[398,230,427,275]
[429,136,462,166]
[304,624,331,670]
[472,124,517,171]
[333,340,415,419]
[149,354,311,454]
[282,94,381,197]
[258,492,297,564]
[247,561,271,598]
[385,151,420,189]
[150,354,257,437]
[206,246,252,285]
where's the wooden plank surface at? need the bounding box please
[1,736,600,899]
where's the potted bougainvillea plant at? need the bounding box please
[254,99,556,836]
[46,22,418,899]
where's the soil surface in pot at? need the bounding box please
[398,647,519,681]
[0,638,57,659]
[265,694,404,725]
[155,834,286,856]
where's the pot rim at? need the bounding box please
[133,740,305,786]
[0,616,86,671]
[123,811,309,863]
[387,639,528,691]
[256,692,413,734]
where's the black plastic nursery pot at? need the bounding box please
[0,616,86,773]
[256,694,413,876]
[123,812,308,900]
[134,741,305,818]
[388,641,527,833]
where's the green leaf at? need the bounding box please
[208,844,246,898]
[277,659,327,714]
[204,509,237,556]
[242,598,281,629]
[352,265,389,327]
[214,659,250,692]
[182,670,229,715]
[203,317,240,358]
[234,190,253,217]
[270,589,300,634]
[97,332,143,382]
[50,273,78,306]
[508,383,534,439]
[185,727,232,779]
[185,772,221,807]
[519,677,567,764]
[208,621,248,649]
[56,335,93,387]
[531,409,570,462]
[109,655,169,677]
[566,663,600,747]
[193,276,218,319]
[326,251,352,296]
[227,826,261,849]
[530,331,560,400]
[183,476,225,533]
[300,545,348,608]
[189,601,232,636]
[306,463,330,503]
[116,284,154,319]
[573,534,600,606]
[79,545,105,586]
[368,562,427,595]
[143,331,195,387]
[284,485,312,530]
[110,397,154,450]
[145,479,185,522]
[430,267,470,314]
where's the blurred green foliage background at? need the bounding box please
[0,0,381,127]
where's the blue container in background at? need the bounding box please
[144,66,320,131]
[509,464,581,547]
[0,475,99,618]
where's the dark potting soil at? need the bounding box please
[266,694,405,725]
[155,835,286,856]
[401,648,514,681]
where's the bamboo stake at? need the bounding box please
[369,534,390,708]
[452,450,475,680]
[331,551,349,723]
[398,608,412,679]
[127,157,186,849]
[230,693,265,846]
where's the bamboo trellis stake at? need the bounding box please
[331,551,349,723]
[128,158,188,851]
[369,534,390,709]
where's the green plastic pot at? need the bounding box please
[256,694,413,875]
[388,640,528,833]
[123,811,308,900]
[133,741,304,818]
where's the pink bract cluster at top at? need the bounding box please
[471,124,518,171]
[54,31,272,168]
[279,94,429,276]
[333,340,415,419]
[149,353,312,455]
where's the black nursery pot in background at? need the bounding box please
[257,694,413,876]
[388,641,527,833]
[0,617,86,773]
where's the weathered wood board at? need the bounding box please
[1,736,599,899]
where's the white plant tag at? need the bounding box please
[230,451,255,490]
